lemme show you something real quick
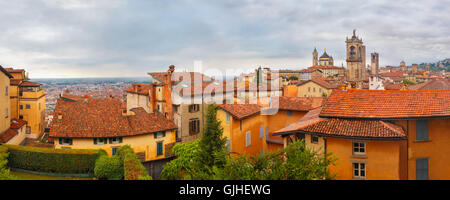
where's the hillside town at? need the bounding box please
[1,30,449,180]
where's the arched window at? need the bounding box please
[350,46,356,57]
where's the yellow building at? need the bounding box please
[5,68,45,139]
[0,66,12,137]
[297,78,337,97]
[49,96,178,162]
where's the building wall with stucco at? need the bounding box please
[0,72,10,134]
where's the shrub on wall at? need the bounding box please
[0,146,16,180]
[94,155,123,180]
[3,144,104,175]
[123,153,152,180]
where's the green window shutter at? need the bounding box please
[162,132,166,137]
[59,138,62,145]
[69,139,73,145]
[109,138,113,144]
[157,142,163,156]
[154,133,157,139]
[94,138,97,145]
[119,137,123,143]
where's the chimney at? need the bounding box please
[122,109,127,117]
[57,113,63,120]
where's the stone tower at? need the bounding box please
[312,48,318,66]
[346,30,366,82]
[370,52,379,75]
[412,64,418,73]
[426,63,430,72]
[400,61,406,71]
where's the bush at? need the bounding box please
[94,155,123,180]
[123,153,152,180]
[0,146,16,180]
[3,144,104,175]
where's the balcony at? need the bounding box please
[20,88,45,99]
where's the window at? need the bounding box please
[39,103,41,110]
[353,142,366,155]
[109,137,123,144]
[313,87,316,92]
[260,125,264,139]
[246,131,251,147]
[226,140,231,152]
[26,104,30,109]
[5,86,8,96]
[5,108,8,118]
[26,126,31,134]
[112,147,120,155]
[319,88,322,93]
[308,87,311,92]
[59,138,73,146]
[311,135,319,144]
[93,138,107,145]
[20,105,23,110]
[154,132,166,139]
[157,142,163,156]
[189,119,200,135]
[287,110,293,116]
[416,158,429,180]
[189,104,200,113]
[416,120,429,141]
[226,113,230,124]
[353,162,366,179]
[265,127,269,141]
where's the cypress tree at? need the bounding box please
[198,104,227,169]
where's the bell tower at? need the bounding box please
[312,48,318,66]
[346,29,366,82]
[370,52,379,75]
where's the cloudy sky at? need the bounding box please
[0,0,448,78]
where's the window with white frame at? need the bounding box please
[226,113,230,124]
[353,162,366,179]
[353,141,366,155]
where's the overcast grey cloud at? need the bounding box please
[0,0,448,78]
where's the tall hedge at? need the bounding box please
[3,144,105,175]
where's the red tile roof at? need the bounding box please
[149,72,213,84]
[266,96,325,112]
[218,103,261,120]
[299,118,406,139]
[297,78,338,89]
[274,107,324,135]
[125,84,152,96]
[20,81,41,87]
[321,89,450,119]
[49,97,177,138]
[0,66,13,78]
[173,81,234,96]
[308,65,345,70]
[10,79,22,86]
[0,129,18,143]
[408,79,450,90]
[10,119,27,129]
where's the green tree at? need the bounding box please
[94,155,123,180]
[402,79,416,85]
[289,76,298,80]
[160,140,204,180]
[198,104,227,170]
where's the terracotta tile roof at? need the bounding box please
[218,103,261,120]
[0,66,13,78]
[266,96,325,112]
[61,93,89,102]
[385,83,404,90]
[149,72,213,84]
[320,89,450,119]
[297,78,338,89]
[49,97,177,138]
[173,81,234,96]
[10,119,27,129]
[0,129,18,143]
[299,68,321,73]
[274,107,324,135]
[299,118,406,139]
[379,72,407,78]
[408,79,450,90]
[4,68,25,73]
[125,84,152,96]
[10,79,22,86]
[20,81,41,87]
[236,84,282,92]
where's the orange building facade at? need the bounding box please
[274,89,450,180]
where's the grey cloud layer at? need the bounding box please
[0,0,448,78]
